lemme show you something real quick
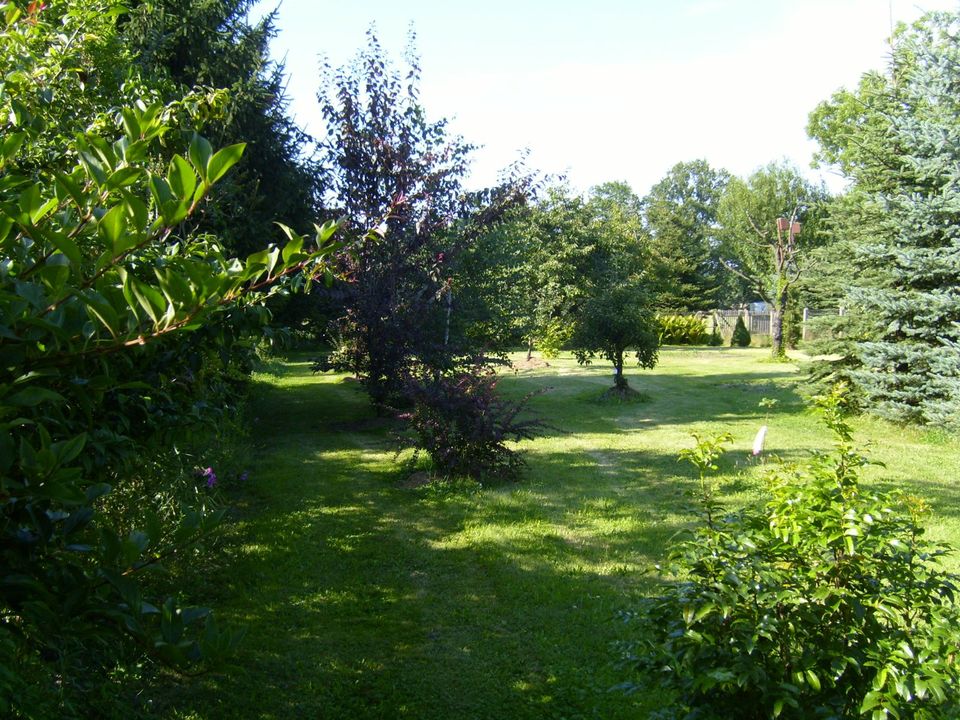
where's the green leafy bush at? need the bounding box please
[538,319,572,358]
[731,315,751,347]
[657,315,711,345]
[624,385,960,719]
[0,6,342,710]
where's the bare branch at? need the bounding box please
[720,258,771,304]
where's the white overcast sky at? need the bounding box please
[253,0,958,196]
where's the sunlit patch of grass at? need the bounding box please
[154,348,960,719]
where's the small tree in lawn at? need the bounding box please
[572,283,659,393]
[731,315,752,347]
[570,182,659,395]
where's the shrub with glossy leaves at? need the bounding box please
[0,20,341,714]
[625,385,960,719]
[657,315,711,345]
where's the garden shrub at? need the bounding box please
[731,315,752,347]
[0,7,342,710]
[623,384,960,719]
[657,315,711,345]
[539,319,573,358]
[401,359,546,481]
[784,303,803,349]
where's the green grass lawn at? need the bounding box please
[156,348,960,719]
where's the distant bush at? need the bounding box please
[657,315,710,345]
[402,360,546,481]
[539,319,573,359]
[784,303,803,349]
[731,315,751,346]
[622,385,960,719]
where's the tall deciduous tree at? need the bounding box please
[456,184,591,357]
[318,30,528,404]
[642,160,732,311]
[717,162,827,358]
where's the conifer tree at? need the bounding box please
[642,160,732,311]
[811,12,960,427]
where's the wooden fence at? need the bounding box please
[705,307,844,343]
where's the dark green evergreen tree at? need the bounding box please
[642,160,732,311]
[120,0,322,256]
[810,12,960,427]
[731,316,751,347]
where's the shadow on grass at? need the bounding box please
[498,365,805,438]
[155,375,674,720]
[157,354,959,720]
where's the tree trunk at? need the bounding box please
[614,350,628,389]
[771,286,787,359]
[527,336,534,362]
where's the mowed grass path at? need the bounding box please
[163,348,960,719]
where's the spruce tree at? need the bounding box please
[120,0,322,256]
[642,160,732,312]
[843,13,960,427]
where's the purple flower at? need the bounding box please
[239,471,249,483]
[202,466,217,488]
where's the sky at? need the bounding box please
[252,0,958,196]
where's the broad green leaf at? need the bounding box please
[126,195,149,231]
[205,143,246,185]
[149,175,175,208]
[53,433,87,465]
[79,293,120,337]
[281,234,305,264]
[154,267,193,307]
[0,215,14,248]
[78,151,108,185]
[105,166,142,190]
[38,255,70,294]
[129,278,162,324]
[188,134,213,181]
[120,107,141,139]
[0,131,26,163]
[97,205,130,255]
[7,387,64,407]
[860,691,882,713]
[167,154,197,203]
[44,230,81,266]
[53,171,85,209]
